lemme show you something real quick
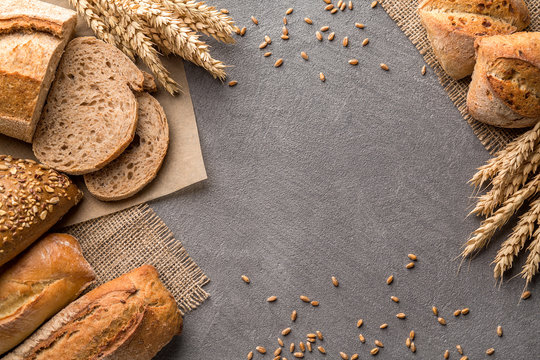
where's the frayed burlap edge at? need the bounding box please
[380,0,540,154]
[65,204,209,315]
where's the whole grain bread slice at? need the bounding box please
[32,36,144,175]
[84,93,169,201]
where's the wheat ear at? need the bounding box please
[462,173,540,258]
[166,0,235,43]
[493,196,540,279]
[99,0,180,94]
[520,226,540,284]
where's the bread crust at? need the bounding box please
[0,155,83,267]
[467,32,540,128]
[418,0,530,80]
[6,265,183,360]
[0,233,95,355]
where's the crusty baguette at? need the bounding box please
[0,0,76,142]
[6,265,183,360]
[84,93,169,201]
[418,0,530,80]
[467,32,540,128]
[0,233,95,355]
[0,155,82,267]
[32,36,144,175]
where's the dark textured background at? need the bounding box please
[151,1,539,358]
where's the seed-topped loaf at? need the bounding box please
[6,265,183,360]
[32,36,145,175]
[84,93,169,201]
[0,155,82,267]
[0,0,77,142]
[418,0,530,80]
[467,32,540,128]
[0,233,95,355]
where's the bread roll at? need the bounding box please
[0,233,95,355]
[418,0,530,80]
[0,155,83,267]
[6,265,183,360]
[0,0,76,142]
[467,32,540,128]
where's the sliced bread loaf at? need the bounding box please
[32,36,144,175]
[0,0,76,142]
[84,93,169,201]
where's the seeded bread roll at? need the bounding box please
[0,0,76,142]
[467,32,540,128]
[6,265,183,360]
[0,155,82,267]
[32,36,144,175]
[84,93,169,201]
[0,233,95,355]
[418,0,530,80]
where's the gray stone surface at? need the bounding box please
[150,1,539,359]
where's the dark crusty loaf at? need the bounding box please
[0,155,82,267]
[0,233,95,355]
[0,0,76,142]
[84,93,169,201]
[467,32,540,128]
[418,0,530,80]
[32,36,145,175]
[6,265,183,360]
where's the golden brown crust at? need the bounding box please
[0,233,95,355]
[6,265,182,360]
[467,32,540,127]
[0,156,83,267]
[418,0,530,80]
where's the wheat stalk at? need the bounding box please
[462,173,540,258]
[493,196,540,279]
[520,225,540,284]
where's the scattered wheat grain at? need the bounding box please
[380,323,388,329]
[328,32,335,40]
[438,317,446,325]
[228,80,238,87]
[286,8,293,15]
[318,346,326,354]
[316,330,324,340]
[486,348,495,355]
[256,346,266,354]
[241,275,250,283]
[370,347,379,355]
[359,334,366,343]
[355,23,365,29]
[267,296,277,302]
[375,340,384,348]
[340,352,348,359]
[391,296,399,303]
[386,275,394,284]
[319,72,326,82]
[282,327,292,336]
[406,262,414,269]
[251,16,258,25]
[371,1,378,8]
[274,59,283,67]
[342,36,349,47]
[304,17,313,24]
[497,325,503,337]
[357,319,364,328]
[396,313,406,319]
[300,295,310,302]
[264,52,272,57]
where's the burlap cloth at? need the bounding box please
[65,204,209,315]
[381,0,540,154]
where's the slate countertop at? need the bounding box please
[150,1,539,358]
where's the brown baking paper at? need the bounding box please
[0,0,207,226]
[381,0,540,154]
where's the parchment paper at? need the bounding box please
[0,0,207,226]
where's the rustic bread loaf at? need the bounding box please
[0,0,76,142]
[0,233,95,355]
[84,93,169,201]
[418,0,530,80]
[467,32,540,128]
[0,155,82,267]
[6,265,183,360]
[32,36,145,175]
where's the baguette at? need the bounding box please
[0,233,95,355]
[0,155,82,267]
[467,32,540,128]
[418,0,530,80]
[6,265,182,360]
[0,0,76,142]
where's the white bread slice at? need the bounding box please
[33,37,145,175]
[84,93,169,201]
[0,0,76,142]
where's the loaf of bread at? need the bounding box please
[467,32,540,128]
[418,0,530,80]
[6,265,182,360]
[0,155,82,267]
[0,0,76,142]
[33,36,145,175]
[0,233,95,355]
[84,93,169,201]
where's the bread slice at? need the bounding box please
[418,0,530,80]
[84,93,169,201]
[0,0,76,142]
[33,37,145,175]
